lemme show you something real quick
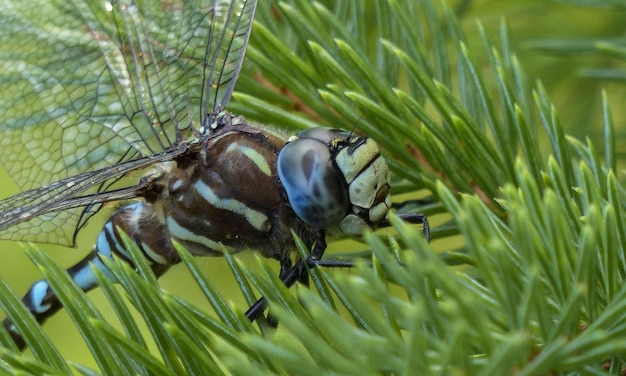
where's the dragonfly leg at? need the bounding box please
[245,209,431,321]
[311,211,430,269]
[391,198,435,210]
[245,211,429,323]
[245,231,326,322]
[379,212,430,242]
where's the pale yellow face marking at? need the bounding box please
[369,200,390,223]
[194,179,270,232]
[349,157,389,208]
[226,143,272,176]
[339,214,368,237]
[335,138,380,183]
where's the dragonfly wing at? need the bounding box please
[202,0,258,118]
[0,0,256,245]
[0,1,201,189]
[0,144,187,245]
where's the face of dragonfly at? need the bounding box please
[278,128,392,237]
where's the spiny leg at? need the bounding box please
[391,198,435,211]
[245,211,429,322]
[313,213,429,269]
[379,212,430,242]
[245,210,430,322]
[245,232,326,322]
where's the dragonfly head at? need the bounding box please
[277,128,391,237]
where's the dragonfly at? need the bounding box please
[0,0,429,350]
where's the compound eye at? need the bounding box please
[278,138,349,229]
[295,128,352,144]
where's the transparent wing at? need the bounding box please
[0,0,257,245]
[202,0,257,117]
[0,145,186,245]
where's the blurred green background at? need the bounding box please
[2,0,626,368]
[462,0,626,147]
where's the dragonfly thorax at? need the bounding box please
[151,120,306,259]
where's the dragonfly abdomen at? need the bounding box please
[2,201,178,349]
[97,202,179,266]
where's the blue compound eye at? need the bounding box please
[294,128,352,145]
[278,137,349,229]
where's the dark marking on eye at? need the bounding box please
[302,150,316,179]
[312,182,321,198]
[306,205,325,222]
